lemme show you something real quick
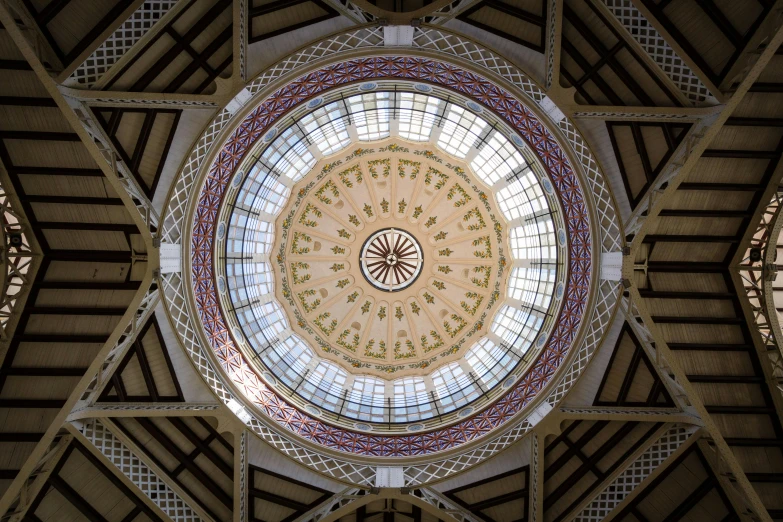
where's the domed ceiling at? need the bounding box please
[208,77,579,438]
[177,45,604,466]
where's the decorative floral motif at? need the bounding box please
[424,216,437,228]
[330,263,345,272]
[443,314,468,338]
[412,205,423,219]
[368,158,390,179]
[337,329,360,352]
[297,289,320,313]
[363,204,373,218]
[395,306,404,321]
[447,183,471,207]
[471,266,492,288]
[349,214,361,226]
[397,199,407,214]
[415,149,442,162]
[410,302,421,315]
[299,203,322,227]
[437,265,452,275]
[347,291,359,303]
[364,339,386,359]
[379,143,409,153]
[315,180,339,205]
[360,301,371,314]
[380,198,389,214]
[336,278,350,289]
[291,231,312,254]
[394,340,416,360]
[424,167,448,189]
[472,236,492,258]
[377,306,387,320]
[464,208,487,231]
[345,147,372,161]
[438,248,453,257]
[433,231,447,241]
[331,245,345,254]
[314,312,337,335]
[423,292,435,304]
[397,158,420,178]
[432,280,446,291]
[290,262,311,284]
[337,164,362,187]
[461,292,484,315]
[337,229,350,239]
[421,331,445,353]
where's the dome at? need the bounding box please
[216,85,565,432]
[171,44,605,467]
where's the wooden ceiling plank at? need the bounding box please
[166,417,231,478]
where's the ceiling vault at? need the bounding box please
[0,0,781,521]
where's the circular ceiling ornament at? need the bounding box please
[161,28,622,478]
[360,228,423,291]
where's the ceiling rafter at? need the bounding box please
[248,0,340,43]
[112,416,235,521]
[444,466,528,522]
[637,0,773,90]
[104,0,234,94]
[456,0,546,53]
[99,316,185,403]
[249,464,332,521]
[19,0,137,69]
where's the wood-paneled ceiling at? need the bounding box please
[0,0,782,521]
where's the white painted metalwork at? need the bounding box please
[0,435,73,522]
[64,97,160,232]
[600,0,712,103]
[416,488,481,522]
[77,419,203,522]
[574,426,696,521]
[76,286,160,407]
[0,176,38,341]
[66,0,178,87]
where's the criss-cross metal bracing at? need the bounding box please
[0,0,782,521]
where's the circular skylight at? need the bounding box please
[216,84,566,431]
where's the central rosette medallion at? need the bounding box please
[360,228,423,291]
[274,140,509,377]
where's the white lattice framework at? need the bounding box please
[416,488,481,522]
[296,488,365,522]
[545,0,558,90]
[0,176,38,341]
[531,434,540,522]
[237,430,247,522]
[158,26,622,485]
[0,435,73,522]
[739,188,783,396]
[66,0,178,87]
[75,286,160,407]
[77,419,203,522]
[325,0,376,22]
[65,96,159,232]
[623,112,718,237]
[573,426,696,521]
[427,0,479,24]
[600,0,712,103]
